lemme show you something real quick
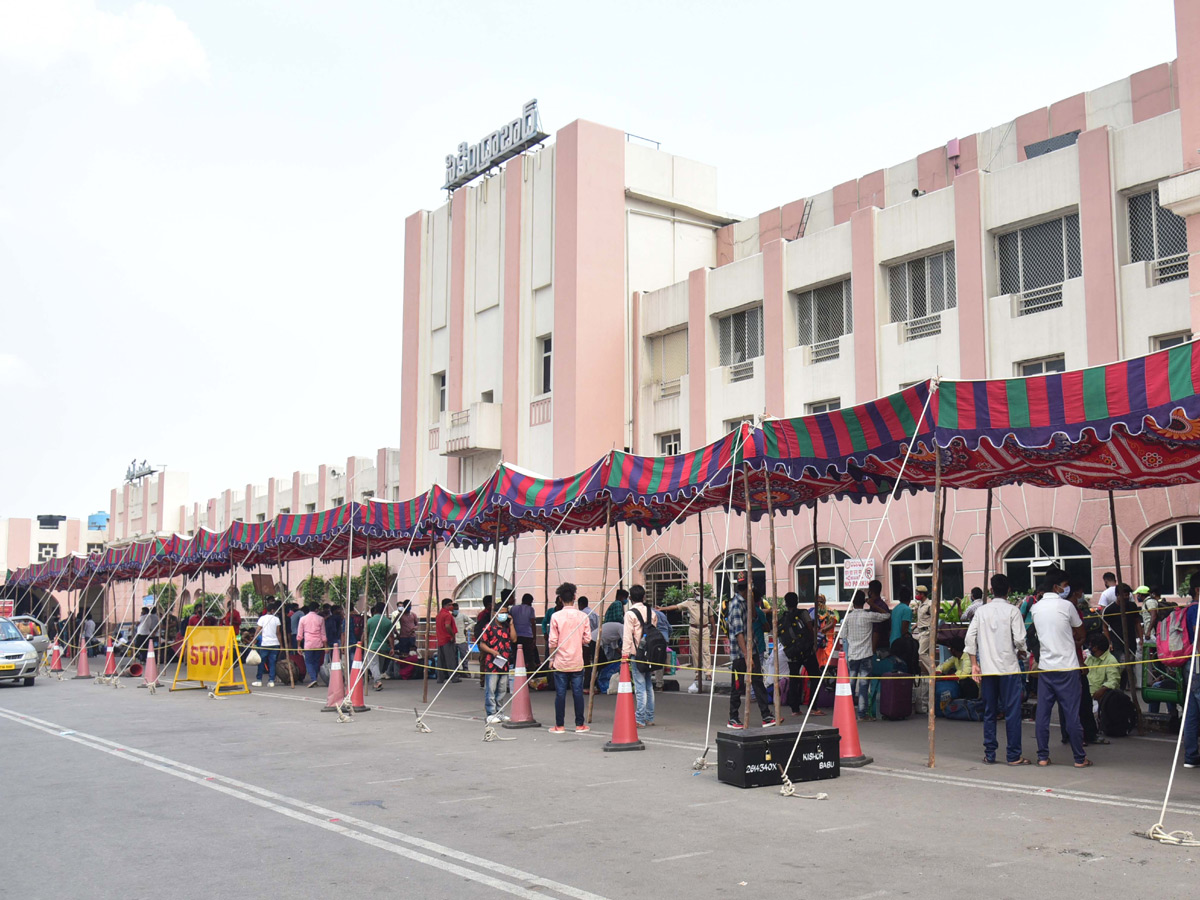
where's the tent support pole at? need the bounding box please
[615,523,624,590]
[1109,489,1144,727]
[764,469,782,723]
[812,501,821,604]
[488,519,502,686]
[982,488,993,606]
[927,448,944,769]
[741,464,755,728]
[586,502,613,723]
[697,512,705,689]
[544,532,550,668]
[422,542,438,703]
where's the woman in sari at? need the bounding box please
[813,594,839,668]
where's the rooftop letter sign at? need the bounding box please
[443,100,547,191]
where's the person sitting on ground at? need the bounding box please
[843,591,892,721]
[548,582,591,734]
[937,641,978,700]
[297,604,327,688]
[962,587,985,622]
[1085,634,1120,710]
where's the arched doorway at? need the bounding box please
[1003,531,1092,595]
[454,572,514,611]
[643,555,688,604]
[889,540,963,605]
[713,551,765,600]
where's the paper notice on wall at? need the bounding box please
[843,559,875,591]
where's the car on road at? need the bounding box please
[0,617,40,686]
[11,616,49,659]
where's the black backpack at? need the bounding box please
[632,607,668,675]
[782,609,814,658]
[1098,689,1137,738]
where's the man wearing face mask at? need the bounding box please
[478,603,517,722]
[1030,567,1092,768]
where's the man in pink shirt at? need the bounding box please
[547,582,592,733]
[297,605,327,689]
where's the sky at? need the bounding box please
[0,0,1181,520]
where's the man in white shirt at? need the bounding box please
[82,615,98,656]
[251,601,283,687]
[1095,572,1118,609]
[134,607,160,659]
[965,574,1029,765]
[1030,567,1091,768]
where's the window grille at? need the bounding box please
[38,543,57,561]
[1129,189,1188,285]
[657,431,682,456]
[728,360,755,383]
[538,336,553,395]
[997,214,1081,314]
[796,280,852,359]
[888,250,956,340]
[717,308,763,367]
[649,329,688,383]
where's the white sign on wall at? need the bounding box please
[443,100,548,191]
[843,558,876,591]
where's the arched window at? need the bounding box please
[1003,531,1092,595]
[454,573,513,610]
[794,546,851,605]
[1140,522,1200,597]
[713,551,765,600]
[889,540,963,605]
[643,555,688,604]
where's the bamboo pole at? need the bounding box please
[486,518,502,686]
[982,488,993,606]
[698,512,706,688]
[741,465,755,727]
[543,531,550,668]
[1109,489,1143,723]
[615,523,624,589]
[927,448,944,769]
[422,542,438,703]
[812,501,821,604]
[764,469,782,723]
[586,502,613,723]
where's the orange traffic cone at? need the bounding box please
[321,645,346,712]
[830,651,872,768]
[603,658,645,752]
[502,645,540,729]
[348,645,370,713]
[101,641,116,677]
[73,638,91,679]
[49,641,63,673]
[139,640,159,688]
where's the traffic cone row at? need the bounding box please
[830,651,872,768]
[321,645,345,712]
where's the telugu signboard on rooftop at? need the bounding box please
[442,100,548,191]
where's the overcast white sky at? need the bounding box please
[0,0,1180,520]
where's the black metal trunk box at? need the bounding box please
[716,724,841,788]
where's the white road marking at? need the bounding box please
[367,777,414,785]
[308,761,351,768]
[1085,856,1106,863]
[439,795,497,804]
[815,822,865,834]
[687,798,735,808]
[652,851,711,863]
[586,779,635,787]
[529,819,592,830]
[0,708,609,900]
[502,764,544,770]
[985,860,1022,868]
[836,892,887,900]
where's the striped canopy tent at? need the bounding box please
[31,553,81,589]
[61,553,98,591]
[264,503,357,562]
[140,535,189,581]
[5,565,31,589]
[356,495,434,555]
[174,528,232,578]
[422,480,494,548]
[227,520,275,569]
[113,537,174,582]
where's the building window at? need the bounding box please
[1016,355,1066,377]
[723,416,754,435]
[1154,332,1192,352]
[1003,531,1092,595]
[889,540,963,605]
[713,551,765,601]
[1129,188,1188,284]
[537,335,553,395]
[256,513,266,523]
[361,490,375,501]
[481,390,494,403]
[305,503,317,513]
[331,496,344,507]
[717,307,764,368]
[794,546,851,605]
[657,431,682,456]
[454,572,514,607]
[795,279,852,362]
[87,543,104,554]
[888,249,956,340]
[1140,522,1200,596]
[806,398,841,415]
[433,372,447,421]
[997,214,1081,314]
[38,543,57,561]
[279,507,290,515]
[643,554,688,604]
[649,329,688,384]
[391,487,400,501]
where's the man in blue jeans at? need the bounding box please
[1182,598,1200,768]
[547,582,591,733]
[623,585,658,726]
[965,573,1029,765]
[250,601,282,688]
[842,591,891,720]
[1030,567,1091,768]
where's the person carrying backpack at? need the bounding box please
[1174,584,1200,768]
[622,585,664,727]
[780,592,824,716]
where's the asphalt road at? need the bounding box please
[5,668,1200,899]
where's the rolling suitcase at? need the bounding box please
[878,673,912,720]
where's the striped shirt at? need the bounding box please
[844,608,891,661]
